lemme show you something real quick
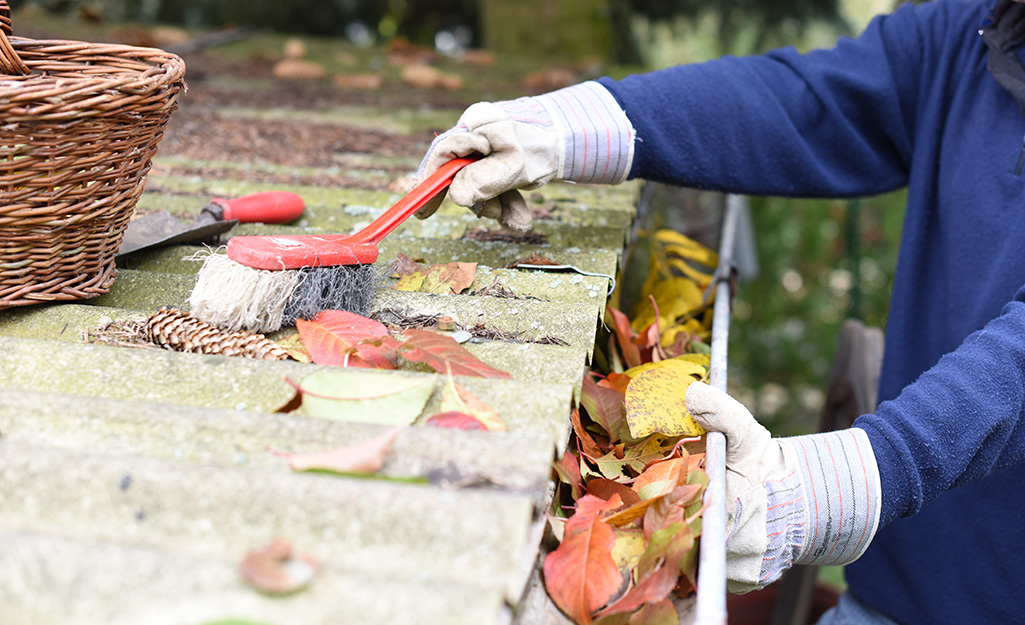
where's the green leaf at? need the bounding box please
[298,370,433,425]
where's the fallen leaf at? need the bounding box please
[272,425,403,475]
[572,407,606,460]
[298,370,434,425]
[399,328,512,379]
[597,525,692,622]
[424,411,488,430]
[273,333,311,363]
[421,262,477,293]
[554,449,585,501]
[394,271,426,292]
[623,354,708,380]
[624,368,706,438]
[581,375,625,442]
[621,435,677,475]
[592,449,632,482]
[610,527,646,571]
[389,253,423,276]
[239,539,319,595]
[603,373,632,394]
[607,307,642,369]
[439,380,506,430]
[544,495,624,625]
[392,259,478,294]
[642,483,703,541]
[587,478,641,507]
[506,252,562,268]
[632,457,689,501]
[296,310,397,369]
[627,598,678,625]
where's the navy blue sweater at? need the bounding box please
[600,0,1025,622]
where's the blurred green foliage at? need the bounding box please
[729,193,904,436]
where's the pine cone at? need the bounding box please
[145,308,290,361]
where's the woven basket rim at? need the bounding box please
[1,36,186,81]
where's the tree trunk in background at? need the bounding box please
[479,0,613,63]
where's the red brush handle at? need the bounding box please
[350,155,479,243]
[207,191,306,224]
[226,155,479,271]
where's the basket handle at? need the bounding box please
[0,0,30,76]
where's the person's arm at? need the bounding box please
[686,281,1025,593]
[599,0,965,197]
[859,284,1025,524]
[412,0,972,228]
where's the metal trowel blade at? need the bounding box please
[116,211,238,257]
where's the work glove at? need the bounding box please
[412,80,635,232]
[685,382,882,594]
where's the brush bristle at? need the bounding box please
[188,250,381,333]
[282,264,380,326]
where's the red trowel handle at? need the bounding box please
[205,191,305,224]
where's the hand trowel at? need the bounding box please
[116,191,306,258]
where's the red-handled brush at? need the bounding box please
[189,156,479,333]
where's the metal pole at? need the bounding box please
[692,194,743,625]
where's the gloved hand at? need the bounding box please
[685,382,882,594]
[412,80,635,232]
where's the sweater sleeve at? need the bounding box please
[855,285,1025,526]
[597,0,970,198]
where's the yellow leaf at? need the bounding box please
[660,322,709,348]
[631,277,705,333]
[394,273,425,292]
[611,528,646,570]
[653,230,719,268]
[623,355,708,380]
[666,257,714,287]
[624,368,707,438]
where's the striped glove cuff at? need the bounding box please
[530,81,635,184]
[775,428,882,574]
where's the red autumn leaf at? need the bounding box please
[270,425,403,475]
[607,306,642,369]
[424,411,488,430]
[544,494,624,625]
[581,375,625,442]
[628,599,678,625]
[586,478,641,507]
[441,381,507,430]
[598,524,693,621]
[296,310,397,369]
[642,483,704,541]
[596,560,679,621]
[399,328,512,379]
[554,449,585,501]
[602,373,632,395]
[632,457,689,500]
[571,407,605,460]
[239,538,319,596]
[389,252,423,277]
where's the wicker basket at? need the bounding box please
[0,1,185,308]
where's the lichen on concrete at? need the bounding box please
[88,270,197,312]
